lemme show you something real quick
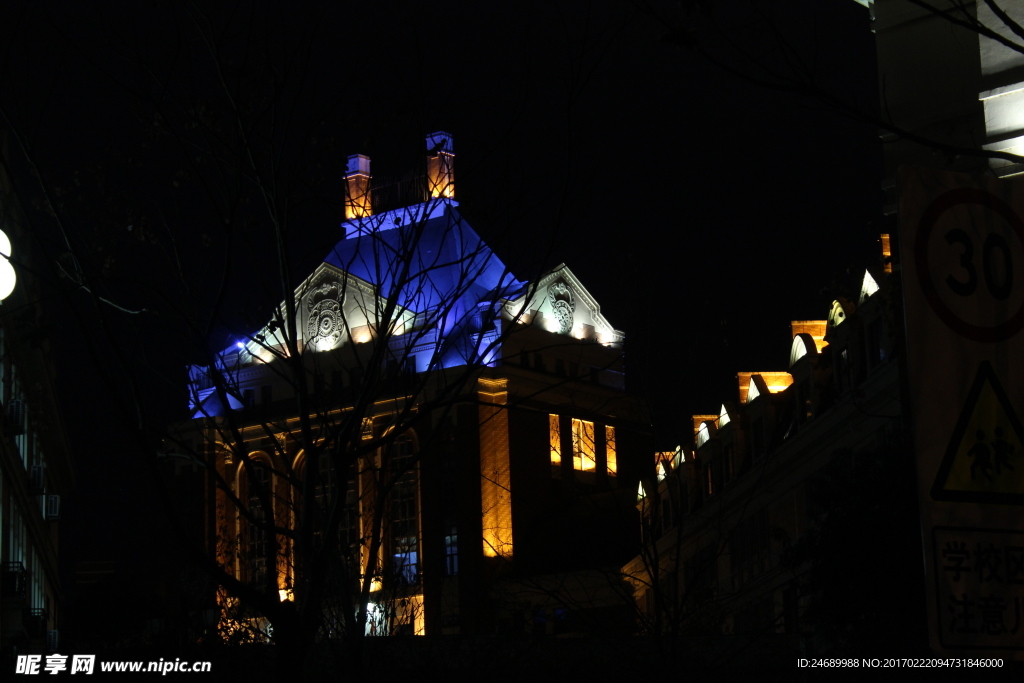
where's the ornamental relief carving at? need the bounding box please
[306,281,344,348]
[547,281,576,335]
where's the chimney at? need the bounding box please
[344,154,372,219]
[425,132,454,199]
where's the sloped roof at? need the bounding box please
[325,199,523,323]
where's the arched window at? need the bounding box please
[314,452,336,511]
[239,455,273,588]
[294,451,361,561]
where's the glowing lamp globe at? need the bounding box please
[0,230,16,301]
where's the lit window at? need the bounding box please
[572,419,595,471]
[549,414,561,466]
[393,550,418,585]
[605,425,617,476]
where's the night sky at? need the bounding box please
[1,0,881,615]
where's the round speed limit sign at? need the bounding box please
[915,187,1024,342]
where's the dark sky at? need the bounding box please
[0,1,881,570]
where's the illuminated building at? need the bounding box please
[185,133,645,637]
[624,246,901,638]
[0,151,73,656]
[866,0,1024,211]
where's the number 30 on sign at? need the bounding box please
[915,187,1024,343]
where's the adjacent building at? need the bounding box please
[0,145,74,657]
[623,244,905,642]
[867,0,1024,212]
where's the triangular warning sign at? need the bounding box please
[931,361,1024,505]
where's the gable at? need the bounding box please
[295,263,414,352]
[228,263,405,365]
[505,264,623,346]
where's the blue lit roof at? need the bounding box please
[190,199,535,417]
[326,199,524,320]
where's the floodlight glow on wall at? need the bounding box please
[0,230,16,301]
[426,132,455,199]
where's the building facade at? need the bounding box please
[182,133,646,639]
[866,0,1024,211]
[0,147,74,657]
[623,245,912,647]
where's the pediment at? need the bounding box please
[505,264,623,345]
[296,263,390,352]
[234,263,413,360]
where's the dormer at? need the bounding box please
[789,334,820,422]
[694,417,717,450]
[738,372,792,403]
[737,373,791,462]
[824,298,856,345]
[718,402,734,431]
[858,269,880,304]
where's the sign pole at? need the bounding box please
[899,167,1024,657]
